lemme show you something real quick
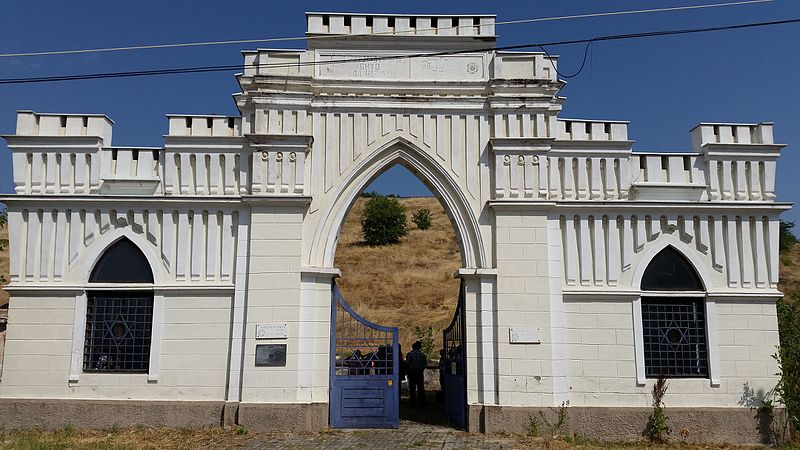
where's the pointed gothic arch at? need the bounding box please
[641,246,704,291]
[631,235,713,291]
[73,228,163,285]
[89,237,154,283]
[309,136,487,270]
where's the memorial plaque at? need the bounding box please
[255,344,287,367]
[316,53,485,81]
[509,327,541,344]
[256,323,288,339]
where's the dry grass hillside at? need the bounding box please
[1,226,8,305]
[334,197,462,351]
[779,243,800,300]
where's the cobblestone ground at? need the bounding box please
[245,420,532,450]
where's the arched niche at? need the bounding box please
[89,237,154,283]
[640,246,704,291]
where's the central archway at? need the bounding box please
[309,137,486,271]
[319,137,479,429]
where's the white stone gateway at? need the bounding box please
[0,12,790,443]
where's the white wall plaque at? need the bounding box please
[256,323,288,339]
[509,327,541,344]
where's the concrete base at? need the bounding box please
[0,399,782,444]
[223,401,239,427]
[0,399,225,430]
[237,402,328,432]
[0,399,330,433]
[475,404,784,445]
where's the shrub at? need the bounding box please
[412,209,432,230]
[781,221,798,253]
[646,374,670,443]
[775,297,800,439]
[360,195,407,245]
[413,326,436,360]
[525,414,540,437]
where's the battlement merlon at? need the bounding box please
[305,13,496,41]
[12,110,113,145]
[691,122,784,154]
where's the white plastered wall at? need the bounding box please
[0,205,238,400]
[240,204,307,403]
[493,207,565,407]
[559,224,781,407]
[0,292,233,400]
[562,298,779,407]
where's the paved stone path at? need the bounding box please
[245,420,534,450]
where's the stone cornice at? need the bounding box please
[241,195,313,207]
[490,137,554,153]
[551,200,793,213]
[4,284,235,295]
[163,135,246,148]
[2,135,105,149]
[245,134,314,150]
[550,139,635,152]
[0,195,246,206]
[700,143,785,158]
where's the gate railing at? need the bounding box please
[331,283,398,378]
[442,280,465,377]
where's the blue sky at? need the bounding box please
[0,1,797,221]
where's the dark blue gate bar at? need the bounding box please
[329,283,399,429]
[442,280,467,429]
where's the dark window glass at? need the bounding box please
[89,238,153,283]
[642,298,708,378]
[641,247,703,291]
[83,292,153,373]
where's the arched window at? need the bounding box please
[640,247,708,378]
[84,237,154,373]
[89,238,154,283]
[641,246,703,291]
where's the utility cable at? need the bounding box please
[0,17,797,84]
[0,0,775,58]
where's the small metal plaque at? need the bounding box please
[255,344,287,367]
[256,323,288,339]
[509,327,541,344]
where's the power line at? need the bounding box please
[0,17,797,85]
[0,0,775,58]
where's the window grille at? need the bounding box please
[83,292,153,373]
[641,298,708,378]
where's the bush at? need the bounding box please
[360,195,407,245]
[775,297,800,438]
[781,221,798,253]
[412,209,432,230]
[646,374,670,443]
[413,326,435,360]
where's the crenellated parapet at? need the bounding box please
[490,118,785,203]
[692,122,781,201]
[305,13,496,38]
[163,115,247,196]
[4,111,113,195]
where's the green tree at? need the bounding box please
[412,209,432,230]
[0,208,6,285]
[780,221,797,253]
[360,195,407,245]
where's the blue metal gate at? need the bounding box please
[442,280,467,429]
[330,283,399,428]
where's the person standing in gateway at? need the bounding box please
[406,340,428,406]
